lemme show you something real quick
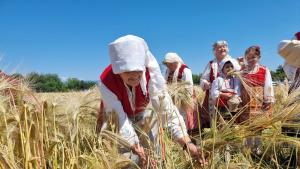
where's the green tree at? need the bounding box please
[26,72,43,92]
[81,80,97,90]
[65,78,97,91]
[11,73,24,79]
[192,74,201,84]
[42,74,64,92]
[26,73,64,92]
[270,65,286,82]
[65,78,82,90]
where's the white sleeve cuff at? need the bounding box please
[120,122,139,146]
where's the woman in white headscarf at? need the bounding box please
[163,52,198,132]
[163,52,193,84]
[278,32,300,135]
[199,40,241,128]
[278,32,300,94]
[277,32,300,167]
[98,35,207,167]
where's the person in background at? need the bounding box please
[200,40,241,128]
[279,32,300,94]
[278,32,300,168]
[163,52,198,133]
[97,35,207,168]
[237,56,246,69]
[239,45,274,154]
[211,59,241,124]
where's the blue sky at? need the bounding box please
[0,0,299,81]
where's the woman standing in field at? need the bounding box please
[279,32,300,94]
[278,32,300,137]
[200,41,241,128]
[239,46,274,153]
[239,46,274,121]
[163,52,198,134]
[277,32,300,167]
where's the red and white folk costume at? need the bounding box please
[166,64,192,84]
[278,32,300,139]
[164,53,193,85]
[239,64,274,122]
[279,32,300,94]
[163,52,196,130]
[200,55,241,127]
[99,35,187,146]
[210,59,241,110]
[100,65,151,117]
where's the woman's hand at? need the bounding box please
[186,142,209,166]
[132,144,147,165]
[131,144,157,169]
[203,81,211,90]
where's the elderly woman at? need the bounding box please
[98,35,207,167]
[163,52,197,132]
[200,40,241,128]
[163,52,193,84]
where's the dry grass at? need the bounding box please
[0,75,299,169]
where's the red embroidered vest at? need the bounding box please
[100,65,150,116]
[209,61,216,83]
[167,64,188,83]
[243,66,266,87]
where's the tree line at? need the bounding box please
[11,72,97,92]
[9,65,285,92]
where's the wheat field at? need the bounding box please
[0,76,300,169]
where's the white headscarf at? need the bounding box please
[278,41,300,67]
[278,33,300,68]
[109,35,163,96]
[219,58,235,77]
[163,52,184,64]
[163,52,185,83]
[109,35,148,74]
